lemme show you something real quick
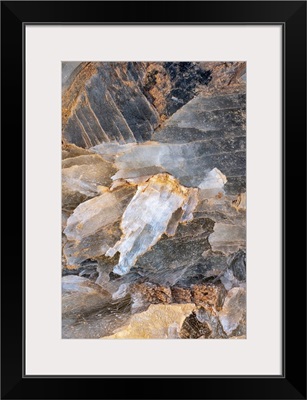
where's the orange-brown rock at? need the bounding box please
[171,286,192,303]
[143,63,172,121]
[127,282,226,311]
[130,283,172,305]
[191,283,226,310]
[200,61,246,93]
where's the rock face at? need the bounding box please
[62,62,159,146]
[62,153,117,211]
[63,185,136,266]
[62,61,246,339]
[104,304,196,339]
[62,62,213,147]
[62,275,132,339]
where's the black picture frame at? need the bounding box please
[1,1,306,399]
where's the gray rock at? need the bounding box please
[62,276,132,338]
[152,91,246,194]
[228,249,246,281]
[62,154,116,210]
[102,92,246,191]
[62,62,160,147]
[63,185,136,266]
[62,62,82,88]
[61,62,247,339]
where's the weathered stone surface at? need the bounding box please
[125,281,226,311]
[200,62,246,91]
[130,282,173,305]
[195,306,228,338]
[62,62,160,147]
[103,304,195,339]
[180,311,212,339]
[62,62,213,148]
[191,283,226,310]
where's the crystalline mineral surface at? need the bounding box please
[61,61,246,339]
[106,173,199,275]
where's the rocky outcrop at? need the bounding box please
[62,62,213,148]
[62,62,159,147]
[62,62,246,339]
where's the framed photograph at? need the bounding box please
[1,1,306,399]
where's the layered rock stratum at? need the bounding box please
[62,61,246,339]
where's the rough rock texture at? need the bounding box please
[62,62,159,146]
[209,223,246,255]
[103,304,196,339]
[62,154,117,211]
[62,62,246,339]
[144,62,212,119]
[62,276,132,339]
[200,62,246,91]
[62,62,213,148]
[63,185,136,266]
[90,90,246,192]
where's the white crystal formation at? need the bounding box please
[106,173,198,275]
[198,167,227,199]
